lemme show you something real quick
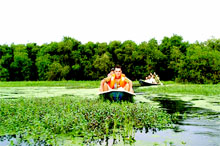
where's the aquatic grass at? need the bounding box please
[0,80,141,88]
[0,81,100,88]
[0,96,173,145]
[136,84,220,96]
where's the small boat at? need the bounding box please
[139,79,159,86]
[98,89,135,102]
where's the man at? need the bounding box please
[99,65,134,93]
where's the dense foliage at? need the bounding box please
[0,97,172,145]
[1,35,219,83]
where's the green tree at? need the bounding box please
[57,37,81,80]
[79,42,97,80]
[0,44,13,81]
[169,46,185,80]
[1,36,219,82]
[93,53,115,79]
[45,62,70,80]
[108,40,122,64]
[10,44,32,81]
[205,38,220,51]
[26,43,39,80]
[35,54,51,80]
[114,40,137,78]
[177,43,220,83]
[136,39,165,80]
[95,42,108,56]
[159,34,189,80]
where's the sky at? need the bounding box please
[0,0,219,45]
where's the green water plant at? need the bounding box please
[0,80,100,88]
[136,84,220,96]
[0,96,173,145]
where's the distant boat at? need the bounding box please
[139,79,159,86]
[98,89,135,102]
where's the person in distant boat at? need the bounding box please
[145,75,151,81]
[145,73,157,84]
[151,74,157,84]
[107,68,115,77]
[155,74,163,85]
[100,65,134,93]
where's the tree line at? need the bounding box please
[0,35,220,84]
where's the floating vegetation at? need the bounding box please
[0,96,173,145]
[136,84,220,96]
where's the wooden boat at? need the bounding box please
[98,89,135,102]
[139,79,159,86]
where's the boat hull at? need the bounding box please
[139,79,158,86]
[99,89,135,102]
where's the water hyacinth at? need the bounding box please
[0,96,173,145]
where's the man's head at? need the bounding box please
[114,65,122,79]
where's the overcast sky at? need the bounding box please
[0,0,219,45]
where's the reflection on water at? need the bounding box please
[152,96,196,114]
[0,134,47,146]
[0,135,16,146]
[134,95,220,146]
[134,118,220,146]
[150,95,220,118]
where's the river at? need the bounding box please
[0,86,219,146]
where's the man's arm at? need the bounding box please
[125,77,134,92]
[101,77,110,86]
[100,76,111,91]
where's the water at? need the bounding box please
[0,87,220,146]
[133,95,220,146]
[0,135,47,146]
